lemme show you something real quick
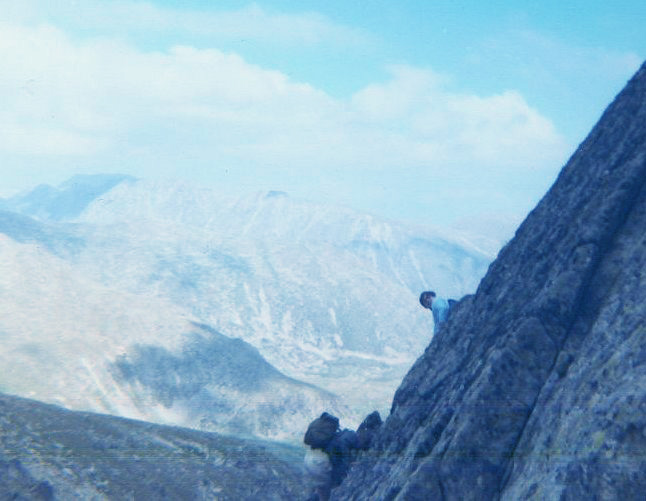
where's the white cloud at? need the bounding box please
[0,124,107,156]
[349,65,565,172]
[470,28,643,144]
[0,18,568,224]
[511,29,642,79]
[0,0,370,47]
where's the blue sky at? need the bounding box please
[1,0,644,238]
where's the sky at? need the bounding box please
[1,0,644,238]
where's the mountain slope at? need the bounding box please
[0,393,303,500]
[336,61,646,499]
[1,174,135,221]
[0,210,84,256]
[0,233,345,442]
[73,182,490,410]
[1,176,491,424]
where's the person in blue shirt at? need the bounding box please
[419,290,450,334]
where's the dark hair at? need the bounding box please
[419,291,435,309]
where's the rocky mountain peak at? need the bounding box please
[336,60,646,499]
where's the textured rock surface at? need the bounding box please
[336,61,646,499]
[0,393,303,500]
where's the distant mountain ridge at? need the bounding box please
[1,174,136,221]
[0,175,491,440]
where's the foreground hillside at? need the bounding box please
[0,393,303,500]
[336,61,646,499]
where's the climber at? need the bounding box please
[419,290,453,334]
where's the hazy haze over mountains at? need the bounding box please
[0,175,491,441]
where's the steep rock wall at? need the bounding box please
[336,61,646,500]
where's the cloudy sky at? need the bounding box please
[1,1,644,236]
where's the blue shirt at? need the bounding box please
[431,298,450,334]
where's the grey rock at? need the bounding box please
[335,61,646,500]
[0,393,303,500]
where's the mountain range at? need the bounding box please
[2,55,643,501]
[0,175,491,441]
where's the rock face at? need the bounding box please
[0,393,303,500]
[336,61,646,499]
